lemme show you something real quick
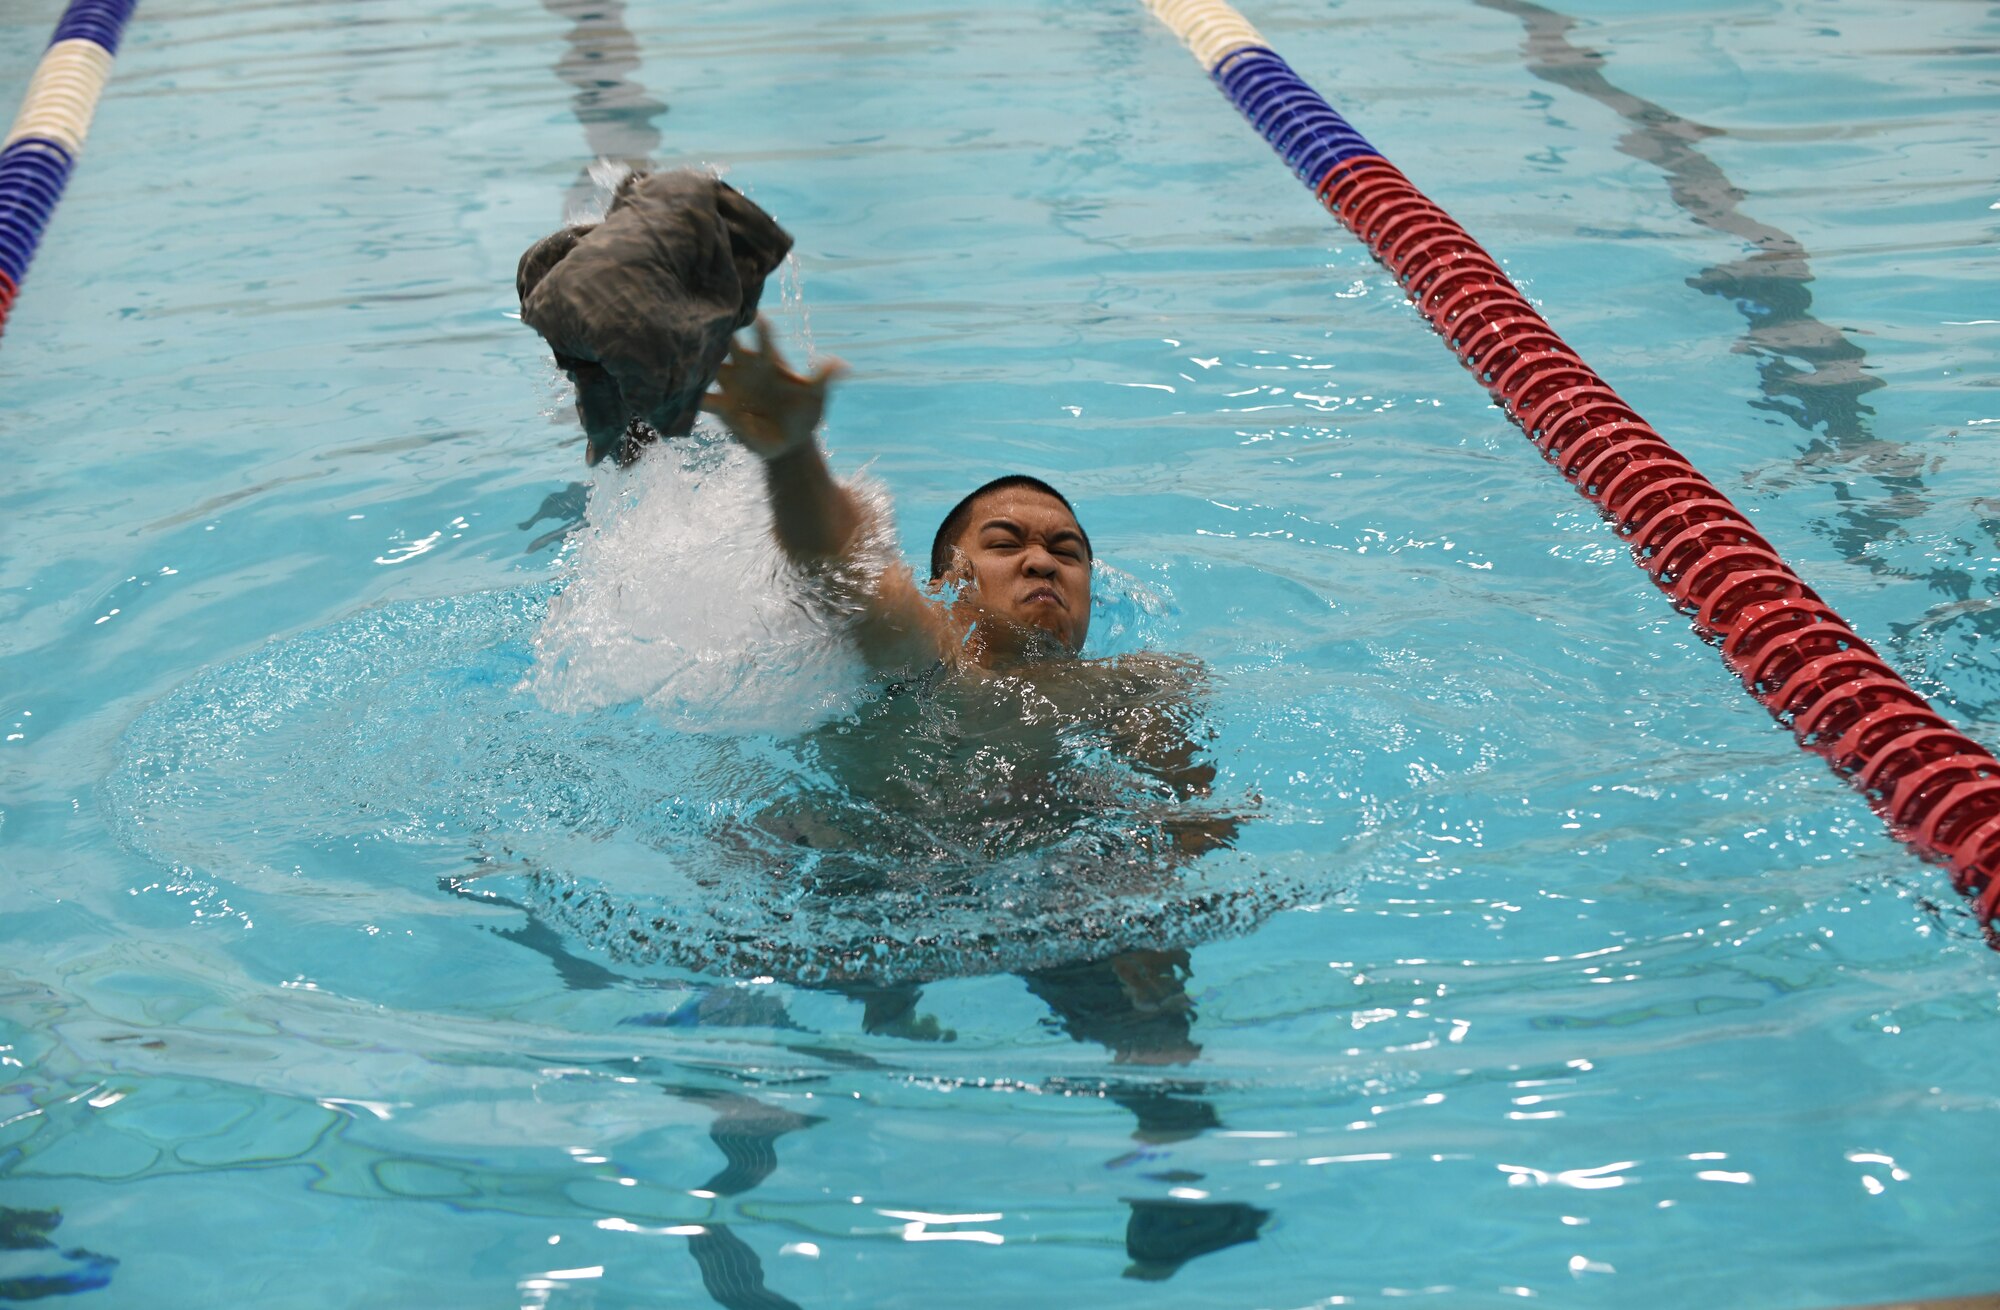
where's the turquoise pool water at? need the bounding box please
[4,0,1999,1304]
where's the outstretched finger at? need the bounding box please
[810,356,849,392]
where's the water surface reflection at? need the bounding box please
[468,874,1270,1299]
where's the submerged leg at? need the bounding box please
[827,981,955,1042]
[1022,950,1273,1277]
[1021,949,1200,1065]
[1121,1197,1270,1282]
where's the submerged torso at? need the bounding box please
[753,652,1216,888]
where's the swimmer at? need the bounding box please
[701,317,1235,855]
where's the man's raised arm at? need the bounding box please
[701,318,950,672]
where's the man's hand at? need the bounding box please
[699,318,950,673]
[700,317,847,463]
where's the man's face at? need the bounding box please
[947,486,1092,654]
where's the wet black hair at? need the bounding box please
[928,475,1092,581]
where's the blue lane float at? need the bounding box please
[0,0,138,334]
[1213,47,1378,183]
[51,0,138,53]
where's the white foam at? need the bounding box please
[525,432,885,736]
[563,157,636,225]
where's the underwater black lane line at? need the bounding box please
[1471,0,1931,551]
[523,3,666,541]
[540,0,667,192]
[666,1086,820,1310]
[686,1227,805,1310]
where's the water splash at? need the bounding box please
[777,253,816,366]
[526,433,879,735]
[565,157,639,226]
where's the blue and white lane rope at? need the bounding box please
[1147,0,1382,183]
[0,0,139,335]
[1143,0,2000,928]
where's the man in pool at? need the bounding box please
[700,317,1230,851]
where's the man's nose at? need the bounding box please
[1022,546,1058,576]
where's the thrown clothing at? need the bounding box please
[517,169,793,465]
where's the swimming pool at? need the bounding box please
[4,0,1999,1303]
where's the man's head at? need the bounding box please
[930,475,1092,655]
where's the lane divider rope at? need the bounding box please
[1,0,138,338]
[1143,0,2000,928]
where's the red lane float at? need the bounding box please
[1307,146,2000,921]
[1137,8,2000,925]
